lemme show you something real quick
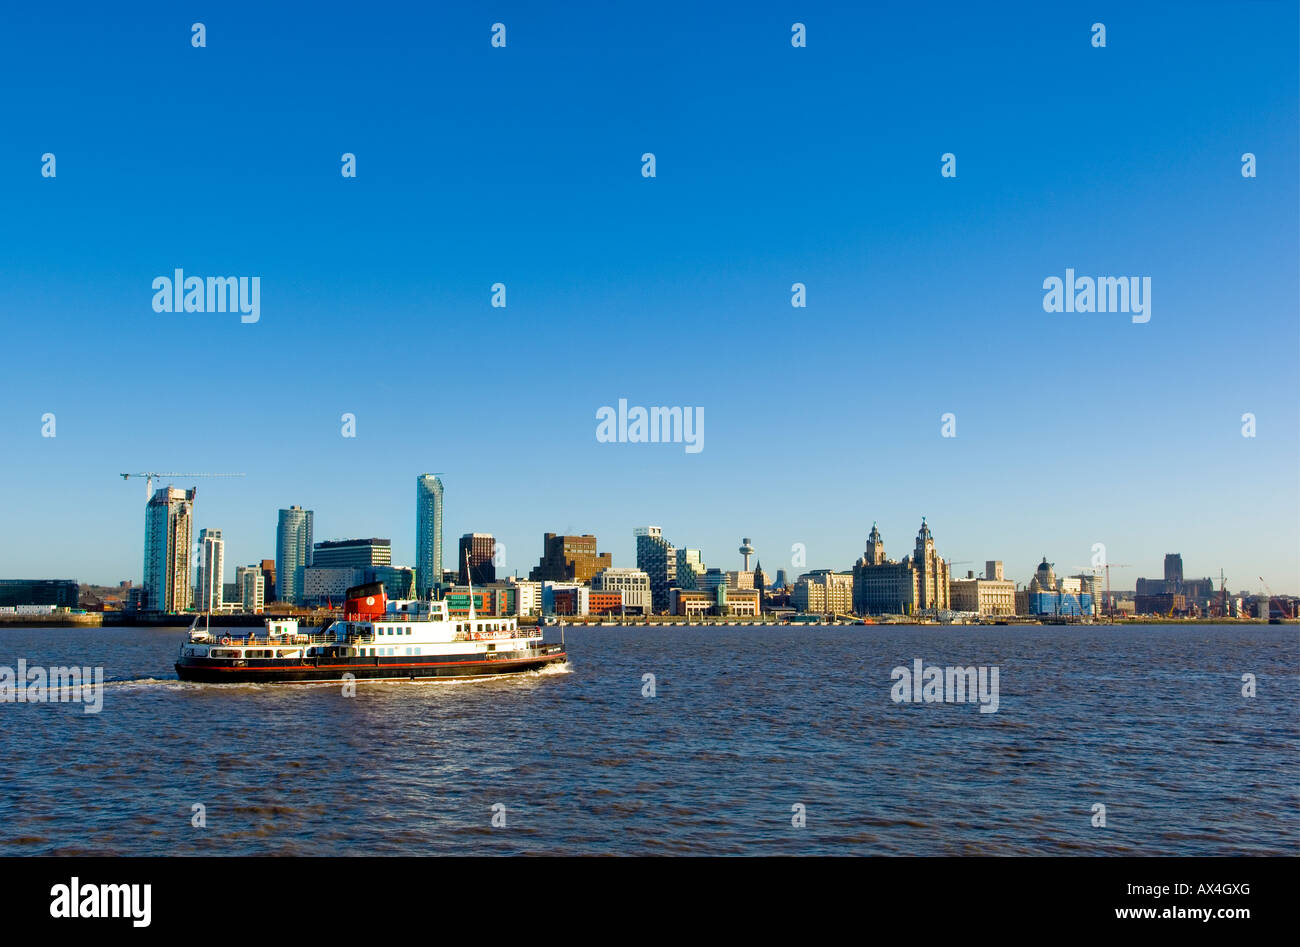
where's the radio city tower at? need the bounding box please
[739,537,755,571]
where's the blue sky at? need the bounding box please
[1,1,1296,594]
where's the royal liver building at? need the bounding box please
[852,518,952,616]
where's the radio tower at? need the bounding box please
[739,537,754,571]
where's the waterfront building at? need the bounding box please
[669,589,714,616]
[313,538,392,569]
[591,568,651,614]
[635,527,677,612]
[301,566,364,607]
[718,587,760,617]
[1070,573,1103,616]
[1135,553,1216,614]
[236,565,265,614]
[529,533,611,584]
[367,565,415,601]
[753,561,767,606]
[0,579,79,609]
[505,576,542,617]
[697,568,727,595]
[276,506,314,605]
[792,570,854,615]
[587,592,624,616]
[196,528,225,613]
[445,583,516,618]
[260,559,276,603]
[851,520,951,616]
[416,474,444,599]
[1027,558,1094,617]
[542,582,589,616]
[675,548,706,590]
[143,486,196,613]
[126,587,148,613]
[950,570,1016,617]
[673,583,760,617]
[459,533,497,584]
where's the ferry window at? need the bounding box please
[406,628,412,635]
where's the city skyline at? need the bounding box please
[1,3,1295,593]
[44,473,1298,597]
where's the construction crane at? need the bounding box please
[1259,576,1286,623]
[121,472,246,500]
[1072,562,1133,617]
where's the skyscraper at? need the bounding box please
[236,564,265,613]
[416,474,444,598]
[260,559,276,603]
[196,527,225,613]
[635,526,677,613]
[459,533,497,584]
[529,533,612,583]
[276,506,314,605]
[675,548,706,589]
[143,486,196,613]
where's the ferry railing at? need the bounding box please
[194,629,545,647]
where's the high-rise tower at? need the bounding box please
[635,526,676,613]
[196,527,225,613]
[416,474,445,598]
[276,506,314,605]
[459,533,497,584]
[143,486,196,613]
[739,537,754,571]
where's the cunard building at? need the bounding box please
[851,519,952,616]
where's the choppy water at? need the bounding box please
[0,624,1296,855]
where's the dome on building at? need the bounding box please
[1031,557,1057,592]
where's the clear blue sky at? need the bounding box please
[1,1,1296,594]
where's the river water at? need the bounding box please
[0,623,1295,855]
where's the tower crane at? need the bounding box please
[120,472,246,500]
[1259,576,1286,622]
[1072,562,1132,617]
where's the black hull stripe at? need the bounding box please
[174,653,567,684]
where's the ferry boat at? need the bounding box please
[175,581,566,684]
